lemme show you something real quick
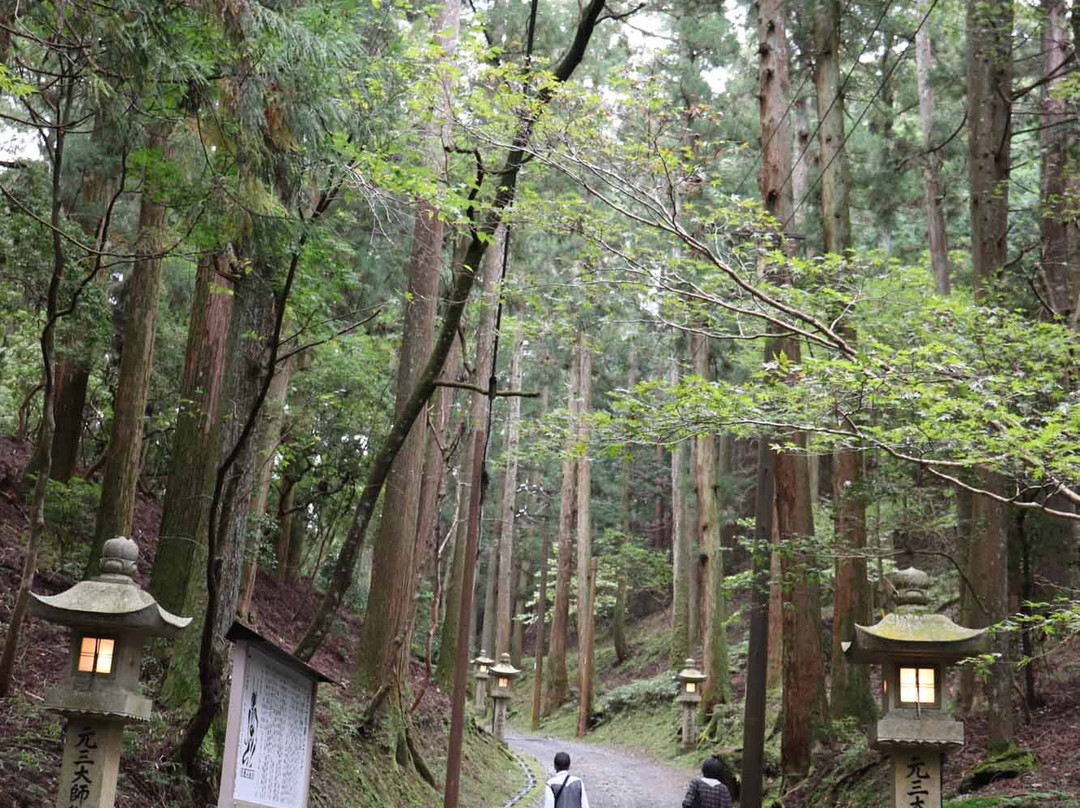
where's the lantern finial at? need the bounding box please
[100,536,139,580]
[892,566,931,609]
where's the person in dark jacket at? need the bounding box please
[681,757,734,808]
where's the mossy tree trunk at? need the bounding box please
[495,329,525,659]
[87,127,172,577]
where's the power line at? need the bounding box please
[772,0,897,205]
[783,0,943,230]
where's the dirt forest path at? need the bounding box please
[507,732,696,808]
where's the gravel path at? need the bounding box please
[506,733,696,808]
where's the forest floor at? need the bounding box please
[0,434,529,808]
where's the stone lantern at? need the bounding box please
[29,537,189,808]
[675,658,706,752]
[471,650,494,712]
[488,653,520,742]
[843,567,989,808]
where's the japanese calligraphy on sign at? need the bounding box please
[893,750,942,808]
[231,648,314,808]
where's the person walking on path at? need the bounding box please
[681,757,733,808]
[543,751,591,808]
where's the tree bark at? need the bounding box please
[613,351,636,665]
[670,363,691,667]
[480,524,500,660]
[693,333,729,710]
[436,236,503,689]
[150,252,234,617]
[740,438,776,808]
[967,0,1016,750]
[86,129,172,577]
[813,0,851,253]
[1038,0,1074,315]
[238,356,295,611]
[915,0,951,294]
[511,560,529,666]
[531,531,549,730]
[545,347,579,713]
[495,329,525,658]
[575,335,595,730]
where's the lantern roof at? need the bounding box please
[842,567,989,664]
[490,653,521,678]
[472,649,495,666]
[675,658,706,683]
[30,538,190,637]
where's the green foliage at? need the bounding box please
[596,671,679,719]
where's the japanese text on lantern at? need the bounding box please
[893,751,941,808]
[67,725,98,807]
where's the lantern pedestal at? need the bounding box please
[474,672,490,712]
[891,748,942,808]
[55,718,124,808]
[492,695,509,741]
[677,698,698,753]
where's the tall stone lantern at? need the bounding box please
[675,658,706,752]
[488,653,520,742]
[471,650,494,712]
[29,537,190,808]
[842,567,989,808]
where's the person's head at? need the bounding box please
[702,757,724,780]
[554,752,571,772]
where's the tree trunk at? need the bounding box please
[495,330,525,658]
[275,462,303,581]
[545,347,579,713]
[915,0,951,294]
[150,252,234,617]
[86,128,172,577]
[1038,0,1074,315]
[531,531,549,730]
[670,364,691,667]
[829,447,874,722]
[511,560,529,666]
[436,235,503,689]
[813,0,851,253]
[740,438,776,808]
[238,356,295,612]
[46,358,89,483]
[575,335,594,728]
[480,525,500,659]
[176,248,278,768]
[613,350,636,665]
[352,202,441,695]
[967,0,1016,750]
[576,557,597,737]
[693,334,729,710]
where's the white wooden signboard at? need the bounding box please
[218,624,330,808]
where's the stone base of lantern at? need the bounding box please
[680,704,697,753]
[492,697,508,742]
[55,717,124,808]
[474,680,488,712]
[891,748,942,808]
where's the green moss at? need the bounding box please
[958,747,1037,793]
[944,793,1076,808]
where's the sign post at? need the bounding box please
[218,623,334,808]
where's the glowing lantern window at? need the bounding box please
[898,666,935,705]
[479,665,488,675]
[77,637,115,675]
[686,682,697,694]
[498,677,509,689]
